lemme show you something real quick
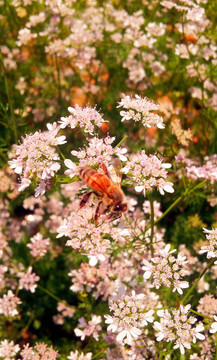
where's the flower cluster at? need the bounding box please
[67,351,92,360]
[53,302,75,325]
[18,266,40,293]
[210,316,217,334]
[197,294,217,317]
[0,290,21,317]
[199,227,217,263]
[143,244,189,294]
[0,340,20,360]
[27,232,50,258]
[105,286,154,343]
[64,135,127,178]
[20,343,58,360]
[59,105,105,134]
[177,154,217,185]
[122,150,174,195]
[74,315,102,341]
[117,94,164,129]
[9,123,66,196]
[57,209,128,266]
[171,118,193,146]
[154,305,205,354]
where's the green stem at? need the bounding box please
[148,195,154,256]
[0,52,18,142]
[92,351,105,359]
[181,168,187,190]
[55,56,62,103]
[57,145,65,160]
[114,135,128,149]
[182,258,216,305]
[189,308,213,321]
[146,179,207,230]
[150,195,183,229]
[37,284,74,308]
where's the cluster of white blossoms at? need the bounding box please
[105,286,154,344]
[64,136,127,179]
[143,244,189,294]
[122,150,174,196]
[117,94,165,129]
[154,305,205,355]
[59,105,105,135]
[199,227,217,263]
[8,123,66,197]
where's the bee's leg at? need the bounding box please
[101,162,111,179]
[94,200,103,226]
[106,212,122,222]
[79,191,97,210]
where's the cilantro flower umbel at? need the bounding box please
[9,123,66,197]
[117,94,165,129]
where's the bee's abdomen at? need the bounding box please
[79,167,111,192]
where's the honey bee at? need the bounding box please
[79,159,127,225]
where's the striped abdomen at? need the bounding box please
[79,168,111,193]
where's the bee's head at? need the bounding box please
[113,203,127,213]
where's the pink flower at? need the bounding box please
[18,266,40,293]
[117,94,165,129]
[0,340,20,360]
[9,123,66,197]
[143,244,189,294]
[64,135,127,178]
[199,227,217,262]
[74,315,102,341]
[154,305,205,354]
[57,209,128,266]
[0,290,21,317]
[105,286,154,344]
[27,233,50,258]
[67,350,92,360]
[59,105,105,134]
[210,315,217,334]
[20,343,58,360]
[122,150,174,196]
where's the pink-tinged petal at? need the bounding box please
[164,184,174,193]
[15,165,23,174]
[157,123,165,129]
[57,135,67,144]
[116,330,127,342]
[18,179,31,192]
[135,186,144,192]
[89,256,98,267]
[143,270,152,279]
[104,315,113,324]
[162,163,172,168]
[68,106,75,114]
[64,159,76,169]
[156,334,164,341]
[50,163,60,171]
[164,244,171,253]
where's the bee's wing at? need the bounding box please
[108,158,122,187]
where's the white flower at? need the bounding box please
[210,315,217,334]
